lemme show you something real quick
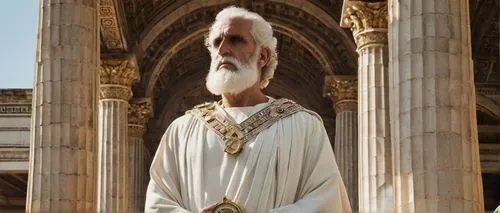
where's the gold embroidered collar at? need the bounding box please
[187,98,306,156]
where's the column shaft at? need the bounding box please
[98,99,129,212]
[341,2,392,212]
[326,75,359,211]
[26,0,99,212]
[335,109,358,211]
[128,99,152,212]
[358,44,392,213]
[129,133,145,213]
[97,60,137,213]
[389,0,484,212]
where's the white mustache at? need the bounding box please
[217,57,241,70]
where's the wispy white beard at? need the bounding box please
[206,55,259,96]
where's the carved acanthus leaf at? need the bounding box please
[324,75,357,112]
[128,98,152,127]
[341,1,388,48]
[100,59,138,86]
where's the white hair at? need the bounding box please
[205,6,278,89]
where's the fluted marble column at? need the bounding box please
[388,0,484,212]
[341,1,392,212]
[128,98,152,213]
[97,59,138,213]
[325,75,358,211]
[26,1,99,212]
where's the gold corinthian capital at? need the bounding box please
[100,58,139,100]
[340,1,388,50]
[324,75,357,112]
[128,98,152,137]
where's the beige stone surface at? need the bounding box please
[0,117,31,128]
[0,117,30,146]
[26,1,99,212]
[0,162,29,173]
[388,0,484,212]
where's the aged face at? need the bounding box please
[210,17,257,69]
[205,18,261,95]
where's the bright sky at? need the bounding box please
[0,1,38,88]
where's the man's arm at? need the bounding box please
[144,121,192,213]
[270,113,352,213]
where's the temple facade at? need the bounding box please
[0,0,498,212]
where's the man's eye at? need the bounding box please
[213,38,222,47]
[230,36,243,43]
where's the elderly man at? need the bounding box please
[145,6,351,213]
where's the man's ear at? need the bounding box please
[257,47,270,69]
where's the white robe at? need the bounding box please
[145,98,351,213]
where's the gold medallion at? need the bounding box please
[212,197,243,213]
[223,126,245,155]
[224,138,243,155]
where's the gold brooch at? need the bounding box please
[223,126,245,155]
[212,197,244,213]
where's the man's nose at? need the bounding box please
[217,39,231,57]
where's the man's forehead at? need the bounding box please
[215,18,252,35]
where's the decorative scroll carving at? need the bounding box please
[324,75,357,112]
[0,105,32,115]
[341,1,388,49]
[99,0,127,50]
[128,98,152,137]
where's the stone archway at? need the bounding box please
[133,1,358,152]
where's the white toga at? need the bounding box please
[145,97,351,213]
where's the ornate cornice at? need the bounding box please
[0,105,31,115]
[99,0,127,51]
[128,98,152,137]
[324,75,358,112]
[100,59,138,86]
[341,1,388,50]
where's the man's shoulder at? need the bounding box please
[191,101,217,110]
[169,101,218,126]
[286,109,323,125]
[167,113,196,129]
[185,101,217,117]
[274,98,322,122]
